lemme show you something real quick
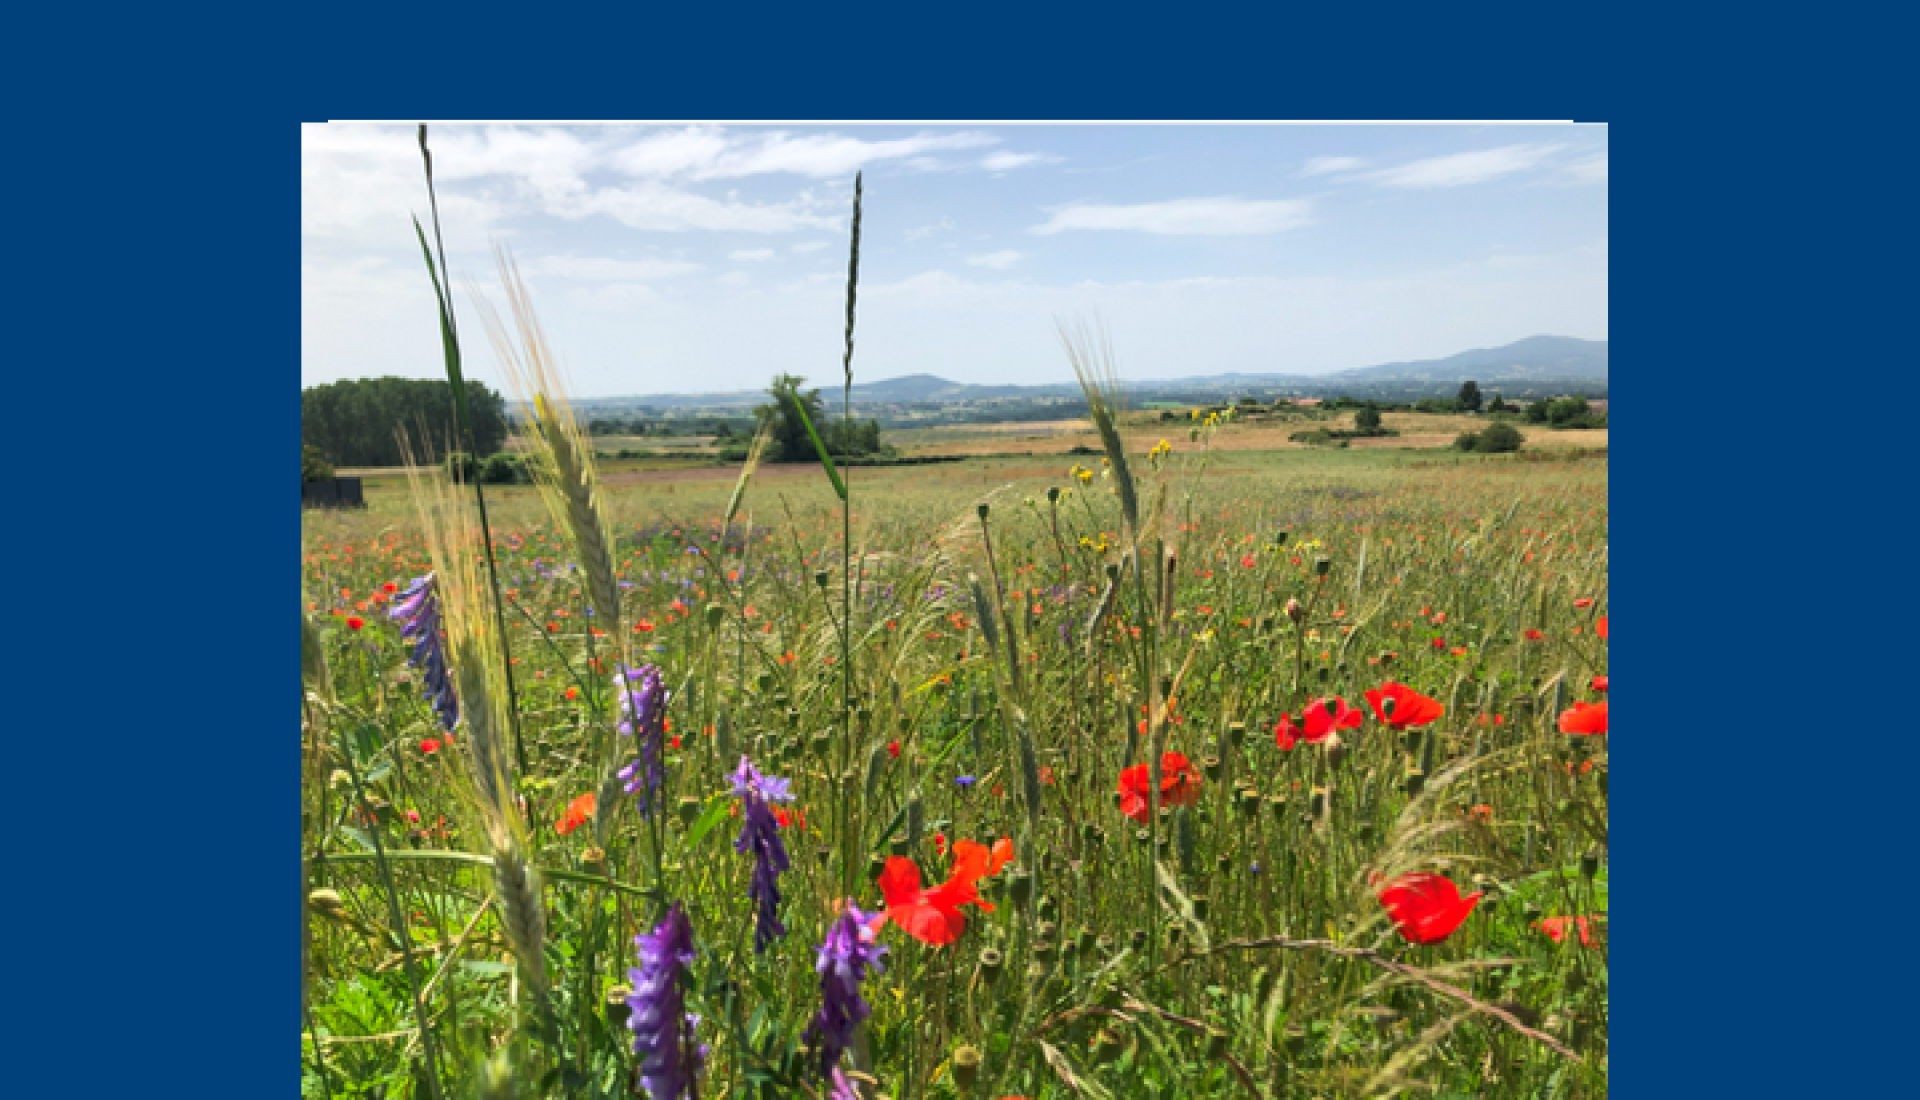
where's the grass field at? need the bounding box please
[303,429,1607,1099]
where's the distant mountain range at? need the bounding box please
[574,335,1607,410]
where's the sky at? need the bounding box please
[302,122,1606,396]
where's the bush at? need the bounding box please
[1355,406,1383,432]
[1455,423,1526,454]
[302,443,334,483]
[1068,444,1101,455]
[479,452,530,484]
[445,451,477,483]
[1291,428,1335,446]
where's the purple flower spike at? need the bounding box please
[388,574,457,733]
[626,902,704,1100]
[729,756,793,954]
[809,901,887,1086]
[616,665,668,817]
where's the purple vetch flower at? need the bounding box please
[954,775,977,789]
[388,574,457,733]
[626,902,705,1100]
[808,901,888,1085]
[616,665,668,816]
[729,756,793,953]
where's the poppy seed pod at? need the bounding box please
[1275,530,1290,547]
[1227,721,1246,748]
[703,603,724,628]
[1404,772,1426,797]
[812,569,829,589]
[976,502,991,519]
[1581,849,1601,879]
[1267,793,1289,820]
[1315,556,1331,576]
[1009,869,1033,904]
[605,985,632,1027]
[1033,939,1056,964]
[952,1045,982,1089]
[977,946,1004,985]
[1202,755,1223,781]
[1205,1027,1229,1060]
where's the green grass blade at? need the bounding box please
[788,391,847,500]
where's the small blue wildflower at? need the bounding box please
[730,756,793,953]
[626,902,705,1100]
[955,775,977,789]
[388,574,457,733]
[809,901,887,1087]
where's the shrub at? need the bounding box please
[479,452,530,484]
[1474,422,1525,453]
[302,443,334,483]
[1355,406,1383,432]
[1291,428,1335,446]
[444,451,477,483]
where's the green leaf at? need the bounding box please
[685,795,731,849]
[340,827,377,853]
[786,391,846,500]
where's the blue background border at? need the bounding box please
[15,8,1903,1093]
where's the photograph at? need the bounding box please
[301,120,1609,1099]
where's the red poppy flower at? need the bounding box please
[1116,752,1203,823]
[1377,873,1481,945]
[420,738,441,754]
[1431,637,1447,650]
[875,856,992,946]
[1596,616,1607,640]
[1364,682,1445,729]
[565,687,579,700]
[346,616,365,631]
[1573,597,1594,609]
[554,792,597,835]
[1589,675,1607,693]
[887,740,901,759]
[1450,647,1469,657]
[382,582,398,593]
[1275,696,1364,750]
[951,837,1015,882]
[1558,700,1608,735]
[771,805,806,830]
[1537,916,1597,946]
[1523,628,1546,642]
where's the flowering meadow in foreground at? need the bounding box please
[302,444,1607,1099]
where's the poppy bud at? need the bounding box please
[1202,755,1223,780]
[952,1045,982,1089]
[978,947,1004,985]
[308,888,344,917]
[1227,721,1246,748]
[868,853,887,879]
[1238,789,1261,817]
[1285,598,1305,623]
[1046,485,1061,503]
[1581,849,1601,879]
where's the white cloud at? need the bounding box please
[730,248,777,262]
[524,256,702,280]
[1563,153,1608,184]
[1030,197,1314,236]
[966,250,1024,269]
[606,126,998,181]
[552,183,838,233]
[906,218,956,243]
[792,241,830,253]
[1366,144,1567,189]
[1299,155,1367,177]
[982,151,1059,172]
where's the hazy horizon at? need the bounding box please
[303,123,1607,398]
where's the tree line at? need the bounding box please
[302,377,510,468]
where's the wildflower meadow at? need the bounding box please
[301,130,1608,1099]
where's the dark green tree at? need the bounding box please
[302,377,509,466]
[754,373,828,462]
[1473,421,1525,453]
[1456,380,1483,413]
[1355,405,1383,432]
